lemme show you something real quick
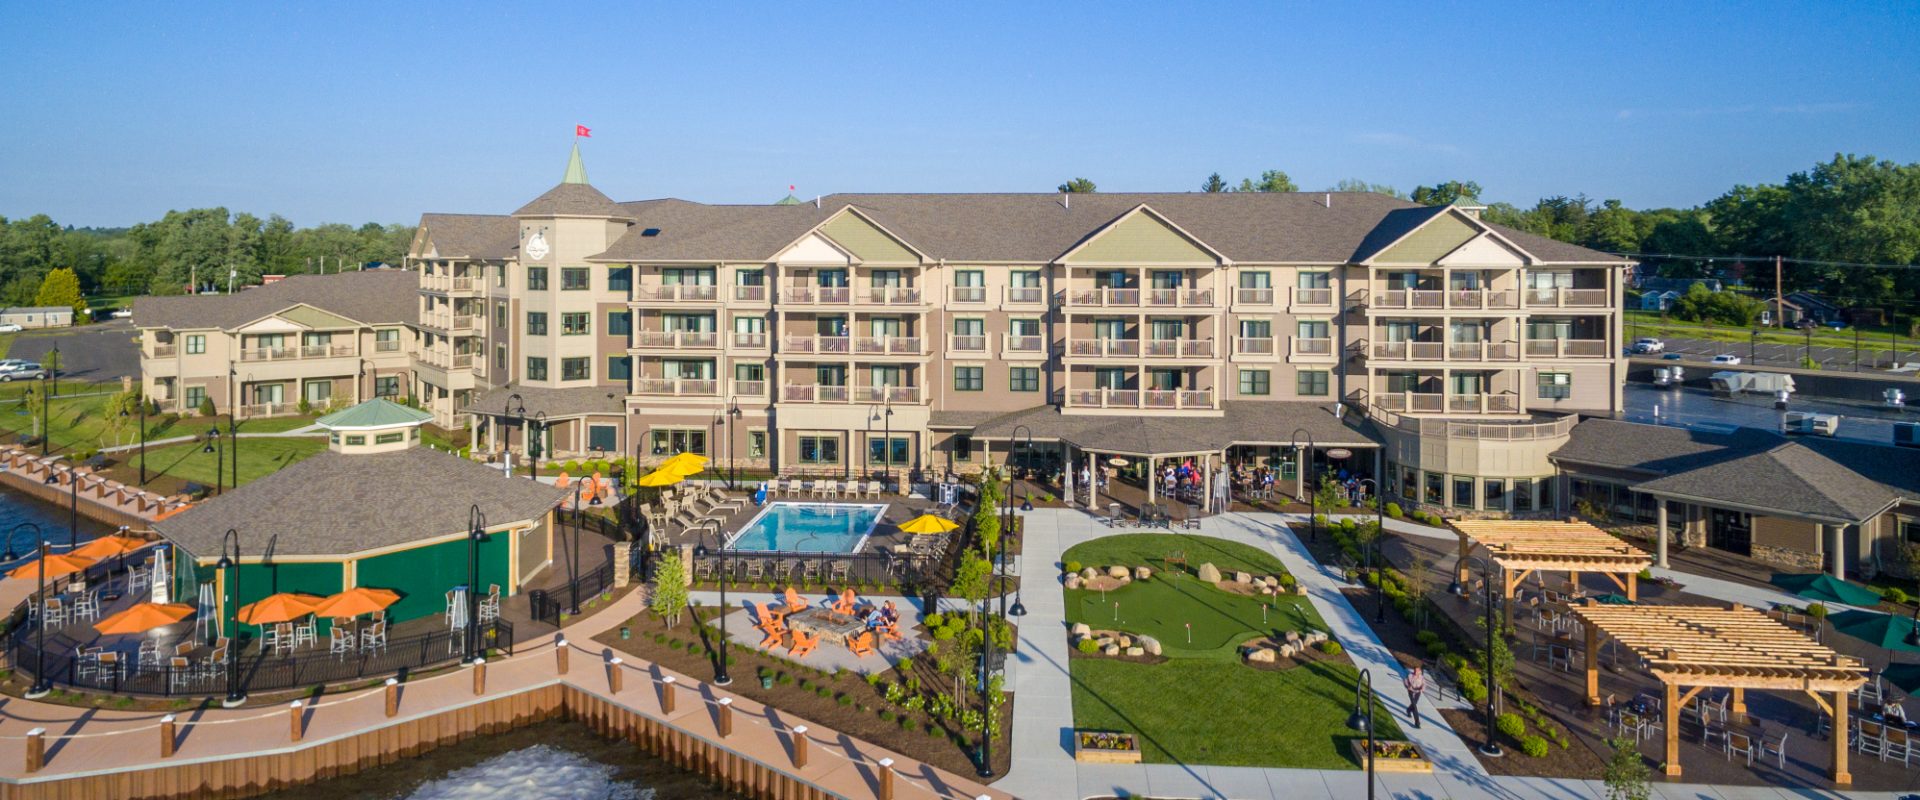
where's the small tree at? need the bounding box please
[23,386,45,440]
[101,387,142,447]
[1602,736,1651,800]
[952,553,992,608]
[650,550,690,628]
[34,268,87,317]
[198,395,217,417]
[1057,177,1097,193]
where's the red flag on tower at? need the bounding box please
[575,125,591,138]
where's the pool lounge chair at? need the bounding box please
[829,560,851,583]
[743,559,766,581]
[865,480,882,499]
[809,481,827,499]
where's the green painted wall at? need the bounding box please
[218,560,344,637]
[1376,211,1479,263]
[1063,212,1214,264]
[819,214,919,264]
[355,535,511,624]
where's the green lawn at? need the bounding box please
[0,391,169,454]
[1625,310,1907,351]
[1061,533,1399,769]
[232,415,318,433]
[104,436,326,491]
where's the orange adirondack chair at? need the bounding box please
[759,628,785,649]
[831,588,858,615]
[750,600,787,633]
[848,630,877,657]
[789,630,820,658]
[782,586,810,613]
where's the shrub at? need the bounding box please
[1062,561,1082,575]
[1806,602,1829,620]
[814,685,830,697]
[924,612,945,628]
[1885,586,1910,605]
[1077,638,1100,655]
[1316,640,1342,656]
[776,672,794,685]
[880,710,895,722]
[198,396,217,417]
[1520,735,1549,758]
[1414,630,1440,646]
[866,672,884,687]
[1439,652,1466,673]
[837,694,853,707]
[1495,712,1526,740]
[1385,502,1404,519]
[899,716,915,730]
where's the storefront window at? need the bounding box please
[1453,477,1474,508]
[1424,472,1443,504]
[1483,479,1506,512]
[1401,467,1418,500]
[1511,479,1533,512]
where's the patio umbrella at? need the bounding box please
[1593,593,1635,605]
[7,553,95,581]
[659,452,708,474]
[93,602,194,635]
[1829,610,1920,653]
[311,587,401,619]
[72,534,151,561]
[1883,663,1920,695]
[1769,572,1882,607]
[898,514,959,535]
[635,468,685,487]
[236,592,324,625]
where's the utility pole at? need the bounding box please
[1774,255,1784,329]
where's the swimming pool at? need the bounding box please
[726,503,886,554]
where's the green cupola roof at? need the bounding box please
[563,142,590,185]
[316,398,433,430]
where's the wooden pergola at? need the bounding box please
[1450,519,1653,621]
[1570,602,1868,786]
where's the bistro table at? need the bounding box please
[786,607,867,647]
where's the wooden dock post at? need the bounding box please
[385,677,400,718]
[608,657,624,693]
[791,724,809,768]
[472,657,487,696]
[660,675,677,714]
[25,727,43,773]
[159,715,176,758]
[555,635,569,674]
[878,757,895,800]
[717,697,733,738]
[289,701,304,742]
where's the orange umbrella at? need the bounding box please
[311,587,401,619]
[8,553,95,581]
[236,593,323,625]
[93,602,194,635]
[72,535,151,561]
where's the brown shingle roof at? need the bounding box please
[514,183,633,218]
[419,213,518,259]
[155,448,567,559]
[132,271,418,331]
[964,401,1377,456]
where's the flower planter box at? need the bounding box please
[1074,730,1142,764]
[1350,739,1431,773]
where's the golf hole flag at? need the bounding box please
[575,125,591,138]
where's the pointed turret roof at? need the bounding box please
[775,193,804,206]
[513,145,631,219]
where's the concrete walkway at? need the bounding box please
[990,508,1886,800]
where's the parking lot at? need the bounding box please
[5,320,141,383]
[1646,335,1911,372]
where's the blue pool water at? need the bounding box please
[726,503,885,554]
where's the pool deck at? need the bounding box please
[656,489,953,559]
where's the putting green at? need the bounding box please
[1065,569,1318,658]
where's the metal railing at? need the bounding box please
[950,286,987,303]
[732,379,767,397]
[1003,334,1045,355]
[731,331,768,349]
[1523,339,1610,358]
[634,331,721,349]
[1068,387,1213,409]
[1235,336,1275,355]
[865,287,923,305]
[633,378,719,396]
[1065,288,1141,307]
[633,285,720,302]
[731,285,768,303]
[1068,338,1141,357]
[1235,287,1276,306]
[238,344,355,362]
[947,334,989,354]
[1290,337,1334,357]
[781,335,852,355]
[149,345,177,358]
[1525,288,1610,308]
[1290,287,1333,307]
[852,336,924,356]
[1005,286,1045,305]
[1366,403,1575,439]
[421,274,478,293]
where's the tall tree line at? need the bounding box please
[0,209,412,305]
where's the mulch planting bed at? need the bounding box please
[595,606,1011,777]
[1442,709,1607,779]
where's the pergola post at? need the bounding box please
[1832,688,1851,786]
[1827,524,1846,580]
[1663,680,1681,776]
[1730,686,1746,723]
[1202,453,1213,515]
[1455,531,1470,590]
[1626,570,1638,602]
[1501,567,1515,629]
[1584,620,1600,706]
[1655,502,1670,568]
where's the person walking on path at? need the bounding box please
[1403,665,1426,729]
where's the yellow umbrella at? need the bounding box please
[93,602,194,635]
[898,514,960,535]
[635,468,685,487]
[8,553,95,581]
[659,452,708,475]
[72,534,152,561]
[312,587,401,619]
[236,592,324,625]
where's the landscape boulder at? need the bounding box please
[1134,566,1152,580]
[1125,646,1144,657]
[1104,645,1121,657]
[1234,571,1252,584]
[1108,565,1130,580]
[1245,648,1276,664]
[1197,563,1222,583]
[1080,567,1100,581]
[1138,635,1162,656]
[1064,575,1083,590]
[1284,630,1301,643]
[1279,643,1299,659]
[1071,622,1092,639]
[1116,635,1132,648]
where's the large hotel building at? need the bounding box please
[139,148,1630,517]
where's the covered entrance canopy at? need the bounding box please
[1450,519,1652,618]
[1570,602,1867,786]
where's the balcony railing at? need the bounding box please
[1234,336,1275,355]
[1444,341,1522,362]
[1289,287,1334,308]
[781,335,852,355]
[731,331,768,349]
[732,379,767,397]
[865,287,923,305]
[731,285,768,303]
[852,385,921,404]
[1005,286,1045,305]
[238,402,298,419]
[950,286,987,304]
[1369,341,1452,361]
[1290,337,1334,358]
[633,378,719,397]
[238,344,355,362]
[1069,387,1213,409]
[1234,287,1275,306]
[853,336,925,356]
[1523,339,1610,358]
[1373,392,1521,415]
[947,334,989,355]
[1068,338,1141,358]
[417,350,474,370]
[148,345,177,358]
[1525,288,1610,308]
[779,384,918,404]
[421,274,477,293]
[780,287,851,305]
[1143,288,1216,308]
[1367,288,1527,311]
[633,331,720,349]
[375,340,403,353]
[633,285,720,303]
[1003,334,1045,355]
[1065,288,1141,307]
[421,313,476,332]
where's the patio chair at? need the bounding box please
[831,588,857,615]
[1758,728,1788,769]
[1615,712,1647,741]
[71,592,100,623]
[294,617,318,648]
[1887,726,1915,765]
[788,630,819,658]
[168,656,194,692]
[200,647,226,680]
[778,560,802,583]
[42,597,67,628]
[829,560,851,583]
[743,560,766,581]
[865,481,882,499]
[360,621,388,653]
[847,630,877,658]
[94,651,123,686]
[694,558,718,581]
[809,481,826,499]
[329,624,357,659]
[749,600,788,630]
[1858,721,1887,759]
[1725,731,1757,765]
[783,586,810,613]
[801,559,822,585]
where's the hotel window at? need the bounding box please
[1400,466,1418,500]
[526,357,548,381]
[954,366,984,391]
[1511,478,1533,511]
[1010,367,1040,392]
[798,435,839,464]
[374,376,399,397]
[1239,319,1272,341]
[494,345,507,371]
[747,430,766,459]
[1094,368,1128,390]
[608,311,631,336]
[735,268,764,286]
[494,265,505,288]
[1296,370,1329,396]
[1901,518,1920,545]
[561,312,590,335]
[375,432,405,445]
[561,357,590,381]
[527,312,548,336]
[1538,372,1571,399]
[184,386,206,411]
[1453,477,1474,508]
[303,332,331,349]
[954,434,973,462]
[1484,479,1507,512]
[1239,369,1271,396]
[376,328,400,351]
[650,429,708,456]
[185,335,206,355]
[664,267,716,286]
[588,425,617,452]
[1010,318,1041,338]
[954,270,985,302]
[1240,271,1272,289]
[494,303,506,328]
[735,363,765,383]
[607,356,631,381]
[1424,472,1444,504]
[1297,271,1331,289]
[346,435,365,446]
[527,267,548,290]
[868,436,910,468]
[607,267,632,292]
[561,267,591,290]
[1297,319,1330,340]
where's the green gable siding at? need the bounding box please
[1375,212,1480,264]
[355,535,511,624]
[819,214,919,264]
[278,305,362,329]
[1064,212,1215,264]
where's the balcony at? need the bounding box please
[852,385,921,404]
[420,312,477,333]
[632,285,721,304]
[1067,338,1140,358]
[950,286,988,304]
[1288,287,1334,310]
[632,331,721,350]
[238,401,300,419]
[1003,334,1046,357]
[1369,341,1445,361]
[781,335,851,355]
[1523,339,1610,358]
[1234,337,1276,356]
[1445,341,1522,362]
[1068,387,1214,410]
[778,384,920,404]
[374,340,403,353]
[1234,287,1276,307]
[148,344,178,358]
[731,331,769,350]
[731,285,769,304]
[1524,288,1610,309]
[1366,288,1525,312]
[418,350,474,370]
[732,379,767,398]
[1289,337,1335,360]
[420,274,478,294]
[947,333,990,356]
[1143,288,1216,309]
[780,287,851,305]
[1141,339,1214,358]
[1065,288,1140,307]
[239,344,355,363]
[864,287,924,306]
[633,378,720,397]
[1373,392,1522,415]
[1005,286,1046,306]
[853,336,925,356]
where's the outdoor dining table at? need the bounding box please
[785,607,868,647]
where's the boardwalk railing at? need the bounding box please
[528,561,617,627]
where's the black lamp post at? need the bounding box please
[218,527,246,707]
[567,481,601,615]
[1349,668,1377,800]
[17,523,48,699]
[872,394,894,489]
[1290,427,1317,544]
[1359,477,1386,624]
[41,467,76,549]
[48,345,59,399]
[1452,554,1505,757]
[1749,329,1758,365]
[529,410,548,480]
[121,395,148,485]
[464,505,487,664]
[203,427,223,496]
[695,539,733,686]
[726,398,741,491]
[503,394,539,479]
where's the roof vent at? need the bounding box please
[641,228,661,237]
[1323,193,1332,208]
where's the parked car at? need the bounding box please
[1661,353,1684,360]
[1632,337,1666,353]
[1824,319,1848,330]
[0,362,46,381]
[109,309,133,319]
[1710,354,1742,366]
[0,323,21,333]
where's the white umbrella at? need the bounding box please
[448,586,468,630]
[149,547,170,604]
[196,583,216,641]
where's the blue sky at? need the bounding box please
[3,1,1916,227]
